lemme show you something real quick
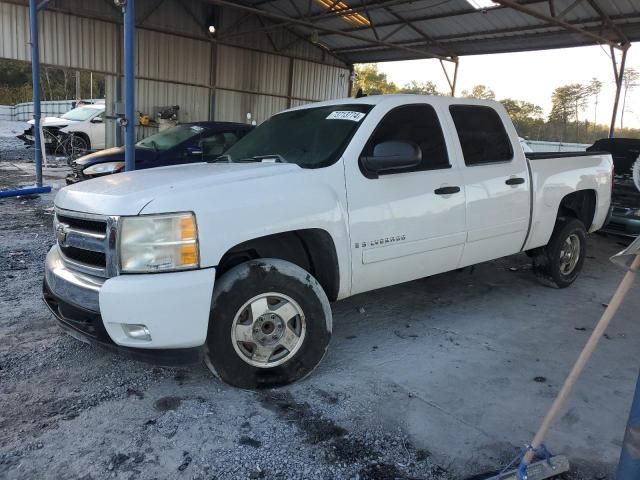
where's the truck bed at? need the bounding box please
[525,151,609,160]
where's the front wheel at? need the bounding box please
[533,217,587,288]
[205,259,332,389]
[63,134,90,160]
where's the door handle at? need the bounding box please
[434,186,461,195]
[505,177,525,185]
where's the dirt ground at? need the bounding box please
[1,160,638,480]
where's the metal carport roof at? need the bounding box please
[210,0,639,63]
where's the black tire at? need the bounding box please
[205,258,332,389]
[533,217,587,288]
[64,133,90,160]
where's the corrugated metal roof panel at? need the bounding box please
[271,0,640,62]
[217,45,290,96]
[137,30,211,85]
[215,89,287,124]
[291,60,349,101]
[0,2,30,61]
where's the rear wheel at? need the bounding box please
[533,217,587,288]
[205,259,332,389]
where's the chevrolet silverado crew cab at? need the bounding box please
[44,95,613,389]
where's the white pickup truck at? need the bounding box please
[44,95,613,388]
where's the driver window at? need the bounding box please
[361,104,450,175]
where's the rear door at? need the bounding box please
[448,104,530,267]
[345,102,467,295]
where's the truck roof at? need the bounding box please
[287,94,504,111]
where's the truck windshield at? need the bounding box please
[61,107,101,122]
[223,104,373,168]
[137,124,205,151]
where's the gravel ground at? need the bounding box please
[0,161,635,480]
[0,164,452,480]
[0,120,31,162]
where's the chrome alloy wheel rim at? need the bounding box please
[559,233,581,275]
[231,293,306,368]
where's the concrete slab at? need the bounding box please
[315,233,638,475]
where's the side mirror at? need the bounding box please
[90,117,103,124]
[185,146,203,157]
[361,141,421,178]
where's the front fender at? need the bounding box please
[140,161,352,298]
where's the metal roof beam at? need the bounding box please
[492,0,625,49]
[207,0,453,60]
[380,3,454,56]
[585,0,629,46]
[555,0,585,19]
[332,13,640,54]
[316,0,551,36]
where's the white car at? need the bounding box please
[18,104,106,154]
[44,95,613,389]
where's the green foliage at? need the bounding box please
[0,58,105,105]
[462,84,495,100]
[353,64,397,96]
[353,64,442,96]
[500,98,544,139]
[397,80,442,95]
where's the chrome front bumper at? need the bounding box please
[43,246,204,365]
[45,245,104,312]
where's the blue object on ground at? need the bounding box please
[0,186,52,198]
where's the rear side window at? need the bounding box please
[449,105,513,165]
[361,104,450,175]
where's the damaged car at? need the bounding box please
[587,138,640,237]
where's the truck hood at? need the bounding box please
[28,117,77,127]
[72,146,158,167]
[55,162,300,215]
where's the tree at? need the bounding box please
[500,98,544,138]
[586,78,603,127]
[549,84,589,140]
[353,64,397,96]
[462,84,495,100]
[398,80,441,96]
[621,68,639,129]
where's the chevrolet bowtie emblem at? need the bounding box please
[56,223,69,246]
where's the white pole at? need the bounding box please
[38,120,48,168]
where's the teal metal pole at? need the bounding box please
[123,0,135,171]
[29,0,43,187]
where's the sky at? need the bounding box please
[376,45,640,129]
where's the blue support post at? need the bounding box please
[115,76,123,147]
[617,370,640,479]
[29,0,43,187]
[123,0,136,171]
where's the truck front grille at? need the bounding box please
[54,209,116,277]
[59,245,106,268]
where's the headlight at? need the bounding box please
[83,162,125,175]
[119,212,199,273]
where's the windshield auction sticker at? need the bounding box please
[326,111,366,122]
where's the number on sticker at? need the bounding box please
[326,111,365,122]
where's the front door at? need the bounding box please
[89,111,106,149]
[345,102,467,295]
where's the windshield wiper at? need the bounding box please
[237,154,288,163]
[207,154,232,163]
